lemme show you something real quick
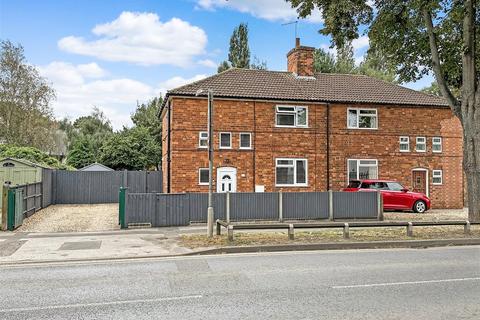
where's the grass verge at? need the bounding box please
[180,225,480,249]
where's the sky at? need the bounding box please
[0,0,434,130]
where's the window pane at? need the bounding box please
[348,160,358,180]
[359,164,378,179]
[199,169,209,183]
[359,115,377,128]
[387,182,404,191]
[359,110,377,115]
[276,167,294,184]
[240,134,251,148]
[277,114,295,126]
[277,106,295,112]
[359,160,377,165]
[220,133,231,147]
[296,160,306,184]
[348,110,357,128]
[277,159,294,165]
[297,107,307,126]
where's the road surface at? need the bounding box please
[1,246,479,319]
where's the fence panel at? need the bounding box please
[146,171,162,193]
[283,192,329,220]
[230,192,278,221]
[164,194,190,226]
[125,193,157,225]
[188,193,226,222]
[332,191,378,219]
[42,169,53,207]
[54,170,159,204]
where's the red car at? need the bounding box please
[343,179,431,213]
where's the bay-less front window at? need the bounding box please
[399,136,410,152]
[275,158,307,186]
[432,137,442,153]
[348,108,378,129]
[275,106,308,127]
[219,132,232,149]
[348,159,378,180]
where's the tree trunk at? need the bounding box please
[463,100,480,222]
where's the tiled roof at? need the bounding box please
[165,68,448,107]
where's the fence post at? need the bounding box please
[1,185,9,230]
[119,187,127,229]
[328,190,334,221]
[407,222,413,237]
[343,222,350,239]
[226,192,230,223]
[278,191,283,222]
[377,191,384,221]
[464,221,471,235]
[288,224,294,240]
[7,188,16,231]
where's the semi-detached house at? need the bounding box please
[160,39,463,209]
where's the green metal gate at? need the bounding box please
[6,188,25,231]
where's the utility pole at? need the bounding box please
[196,89,215,238]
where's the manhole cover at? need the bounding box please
[59,241,102,251]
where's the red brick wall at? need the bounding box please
[161,97,464,208]
[287,46,315,77]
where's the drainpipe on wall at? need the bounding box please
[167,99,172,194]
[326,103,331,190]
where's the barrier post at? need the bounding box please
[119,187,127,229]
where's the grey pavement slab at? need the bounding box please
[59,241,102,251]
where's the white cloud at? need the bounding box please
[58,12,208,66]
[198,59,217,68]
[196,0,323,23]
[157,74,208,95]
[39,61,157,130]
[352,35,369,51]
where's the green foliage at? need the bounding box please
[131,97,162,146]
[64,107,113,168]
[250,56,268,70]
[313,48,337,73]
[0,40,57,150]
[100,126,161,171]
[65,135,97,169]
[228,23,250,68]
[217,60,231,73]
[0,144,72,170]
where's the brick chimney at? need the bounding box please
[287,38,315,77]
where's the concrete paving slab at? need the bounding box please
[59,241,102,251]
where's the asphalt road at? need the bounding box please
[0,246,479,320]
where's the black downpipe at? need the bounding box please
[326,103,330,190]
[167,100,172,193]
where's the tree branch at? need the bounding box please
[422,8,462,119]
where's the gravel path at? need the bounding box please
[17,204,119,233]
[385,207,469,221]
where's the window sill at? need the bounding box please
[347,127,378,130]
[275,125,309,129]
[399,150,410,153]
[415,150,426,153]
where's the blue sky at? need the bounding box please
[1,0,433,129]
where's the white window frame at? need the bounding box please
[198,131,208,149]
[347,108,378,130]
[275,158,308,187]
[275,105,308,128]
[399,136,410,152]
[219,132,232,149]
[239,132,252,149]
[347,159,379,182]
[415,136,426,152]
[198,168,209,185]
[432,170,443,185]
[432,137,442,153]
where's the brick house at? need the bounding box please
[160,39,463,209]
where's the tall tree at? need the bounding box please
[314,48,337,73]
[228,23,250,68]
[0,40,56,150]
[335,42,356,74]
[287,0,480,221]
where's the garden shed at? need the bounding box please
[0,158,47,214]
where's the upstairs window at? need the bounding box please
[275,106,308,127]
[275,158,307,186]
[432,170,443,185]
[432,137,442,153]
[198,132,208,148]
[348,108,378,129]
[239,133,252,149]
[416,137,426,152]
[219,132,232,149]
[198,168,209,185]
[399,136,410,152]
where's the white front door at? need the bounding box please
[216,167,237,193]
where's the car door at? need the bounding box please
[386,182,411,210]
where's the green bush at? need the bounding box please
[0,145,74,170]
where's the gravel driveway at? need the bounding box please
[385,207,469,221]
[17,204,119,233]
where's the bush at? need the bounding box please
[0,145,74,170]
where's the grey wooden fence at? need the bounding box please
[125,191,381,227]
[12,182,43,218]
[53,170,162,204]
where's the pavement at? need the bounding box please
[0,227,208,264]
[0,246,479,319]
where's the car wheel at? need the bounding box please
[413,200,427,213]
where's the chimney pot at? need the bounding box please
[295,37,300,48]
